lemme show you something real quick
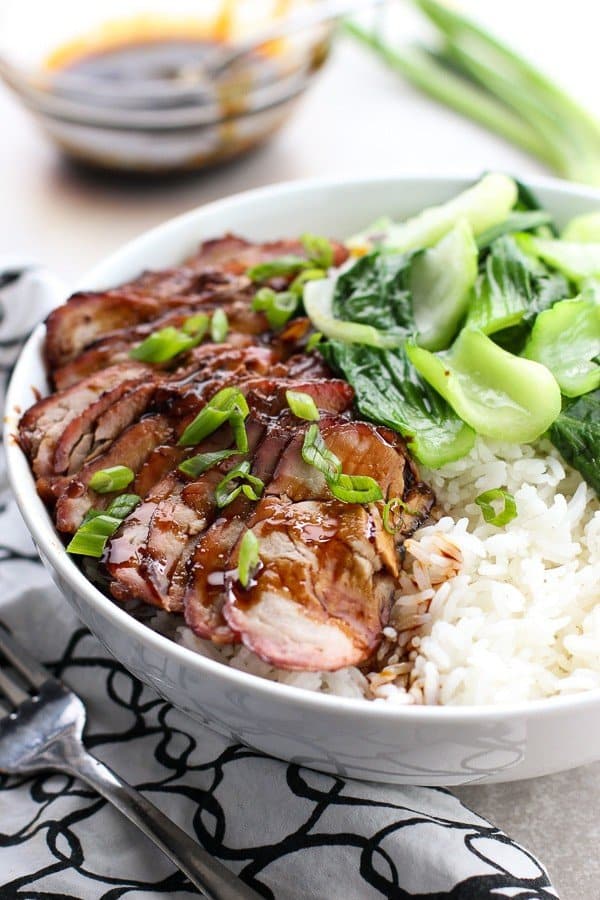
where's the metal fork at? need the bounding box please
[0,626,261,899]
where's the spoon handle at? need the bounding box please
[206,0,387,77]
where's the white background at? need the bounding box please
[1,1,599,896]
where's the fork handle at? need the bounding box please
[62,746,261,899]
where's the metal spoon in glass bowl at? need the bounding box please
[48,0,386,109]
[192,0,387,82]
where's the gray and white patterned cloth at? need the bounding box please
[0,266,559,899]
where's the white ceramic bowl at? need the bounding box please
[6,174,600,786]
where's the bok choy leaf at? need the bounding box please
[518,235,600,282]
[466,235,570,342]
[407,329,562,443]
[549,390,600,495]
[322,341,475,467]
[410,218,478,350]
[523,294,600,397]
[347,173,517,255]
[315,246,476,466]
[562,212,600,243]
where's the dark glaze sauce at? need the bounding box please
[48,36,277,108]
[56,39,219,86]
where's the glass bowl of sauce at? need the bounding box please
[0,0,332,173]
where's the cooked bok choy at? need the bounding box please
[406,330,562,443]
[409,218,478,351]
[523,294,600,397]
[302,175,600,494]
[347,172,516,254]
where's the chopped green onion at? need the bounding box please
[300,426,384,505]
[89,465,135,494]
[66,491,141,557]
[247,256,309,282]
[214,461,264,509]
[301,425,342,481]
[289,268,326,296]
[306,331,324,351]
[66,531,111,558]
[178,449,241,478]
[182,313,210,338]
[252,287,299,329]
[238,529,260,588]
[286,390,320,422]
[327,473,383,504]
[382,497,420,533]
[475,488,518,526]
[105,493,141,519]
[130,326,196,363]
[210,308,229,342]
[229,410,249,454]
[178,387,249,448]
[301,233,335,269]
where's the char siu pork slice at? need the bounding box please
[52,382,157,477]
[184,424,293,643]
[220,421,434,671]
[183,235,349,276]
[53,415,173,533]
[45,291,161,370]
[44,269,248,370]
[45,235,347,371]
[18,362,150,477]
[138,422,265,613]
[182,381,356,643]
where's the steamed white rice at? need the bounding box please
[152,437,600,706]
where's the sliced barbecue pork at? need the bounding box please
[45,235,348,370]
[18,362,150,477]
[54,415,173,533]
[222,422,434,671]
[18,231,437,676]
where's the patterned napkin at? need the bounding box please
[0,266,559,899]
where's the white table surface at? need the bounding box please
[1,3,599,897]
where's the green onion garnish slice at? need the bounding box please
[66,494,140,558]
[130,313,210,363]
[238,529,260,588]
[475,488,517,526]
[286,390,320,422]
[327,473,383,504]
[178,449,241,478]
[251,287,299,330]
[246,235,333,283]
[289,268,326,296]
[300,233,334,270]
[66,531,112,558]
[306,331,324,351]
[105,493,142,520]
[247,256,309,282]
[89,465,135,494]
[210,309,229,342]
[214,461,264,509]
[130,326,196,363]
[301,425,383,504]
[382,497,420,534]
[182,313,210,338]
[301,425,342,481]
[178,387,249,448]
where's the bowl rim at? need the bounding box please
[7,170,600,724]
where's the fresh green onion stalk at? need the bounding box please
[345,0,600,185]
